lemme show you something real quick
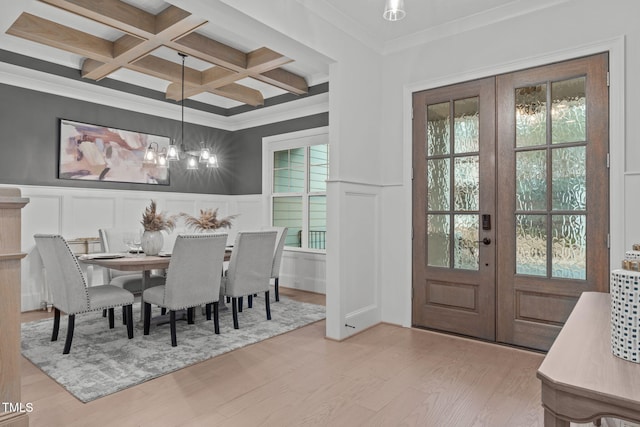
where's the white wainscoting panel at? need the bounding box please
[325,180,381,340]
[234,199,264,232]
[344,191,378,314]
[7,184,264,311]
[20,194,63,310]
[8,184,325,311]
[122,197,156,230]
[68,196,116,237]
[280,250,326,294]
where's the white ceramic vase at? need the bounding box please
[141,230,164,256]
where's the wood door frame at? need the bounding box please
[402,37,625,329]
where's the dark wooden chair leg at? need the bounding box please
[102,309,107,317]
[108,307,115,329]
[187,307,195,324]
[205,303,212,320]
[213,301,220,334]
[275,277,280,302]
[122,306,127,325]
[126,305,134,339]
[232,297,239,329]
[170,311,177,347]
[143,302,152,335]
[226,296,230,303]
[52,307,61,341]
[248,295,253,308]
[238,296,243,312]
[265,291,271,320]
[63,314,75,354]
[161,307,167,316]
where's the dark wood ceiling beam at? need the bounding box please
[166,78,265,107]
[156,5,193,35]
[213,84,264,107]
[82,21,206,80]
[256,68,309,95]
[246,47,292,73]
[7,0,309,106]
[201,67,239,89]
[171,32,247,71]
[171,48,298,99]
[39,0,156,36]
[7,13,113,61]
[130,55,202,86]
[165,82,207,101]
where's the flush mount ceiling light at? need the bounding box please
[383,0,406,21]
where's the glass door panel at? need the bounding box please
[551,214,586,279]
[516,214,547,276]
[551,77,586,144]
[516,84,547,148]
[426,97,482,271]
[513,78,588,281]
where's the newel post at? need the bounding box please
[0,187,30,427]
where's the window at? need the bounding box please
[264,128,328,251]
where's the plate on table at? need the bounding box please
[82,253,125,260]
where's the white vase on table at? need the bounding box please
[141,230,163,256]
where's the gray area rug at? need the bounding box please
[21,296,325,403]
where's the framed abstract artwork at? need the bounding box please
[58,119,170,185]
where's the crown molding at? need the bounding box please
[295,0,571,56]
[294,0,382,53]
[383,0,572,54]
[0,61,328,131]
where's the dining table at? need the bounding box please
[80,249,231,323]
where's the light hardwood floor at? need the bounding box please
[21,288,550,426]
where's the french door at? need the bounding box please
[412,53,609,351]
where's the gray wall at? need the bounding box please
[0,83,327,195]
[229,113,329,194]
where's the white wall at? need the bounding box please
[227,0,640,336]
[218,0,385,339]
[9,184,325,311]
[378,0,637,327]
[12,184,256,310]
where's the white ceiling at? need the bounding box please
[296,0,569,53]
[0,0,568,113]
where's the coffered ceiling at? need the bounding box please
[0,0,570,117]
[3,0,316,109]
[0,0,331,116]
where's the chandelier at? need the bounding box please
[145,53,219,171]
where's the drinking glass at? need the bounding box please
[122,231,142,255]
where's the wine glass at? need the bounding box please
[132,231,142,255]
[122,231,142,255]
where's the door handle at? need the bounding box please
[477,237,491,245]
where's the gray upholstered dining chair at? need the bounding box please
[33,234,134,354]
[142,233,227,347]
[99,228,165,293]
[221,230,277,329]
[262,226,288,302]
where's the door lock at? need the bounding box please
[477,237,491,245]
